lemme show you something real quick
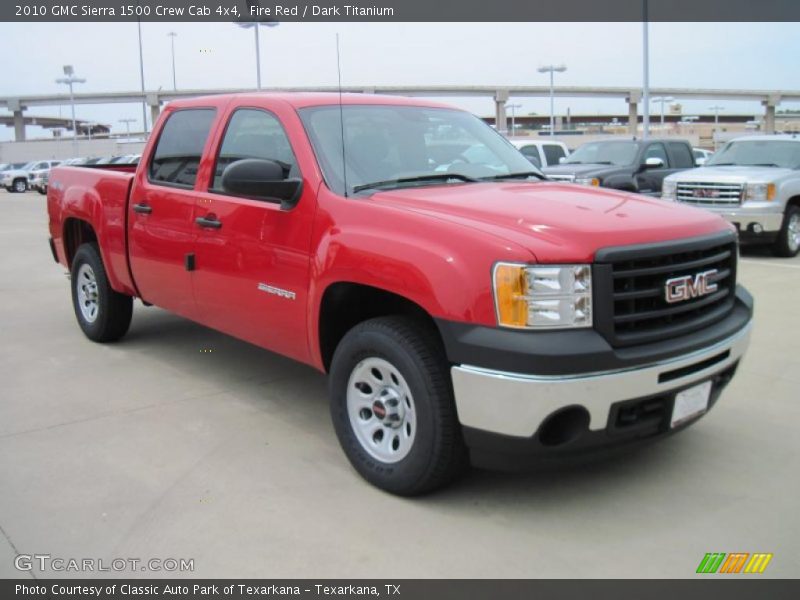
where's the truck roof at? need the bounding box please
[165,92,454,111]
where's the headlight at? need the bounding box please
[493,263,592,329]
[662,180,677,200]
[574,177,600,186]
[744,182,776,202]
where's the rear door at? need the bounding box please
[127,108,216,318]
[190,105,317,363]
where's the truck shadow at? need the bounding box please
[122,304,702,507]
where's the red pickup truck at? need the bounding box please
[48,93,753,495]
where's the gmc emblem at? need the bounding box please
[665,269,719,304]
[693,188,720,198]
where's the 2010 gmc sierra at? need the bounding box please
[47,93,753,495]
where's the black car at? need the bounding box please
[542,139,696,196]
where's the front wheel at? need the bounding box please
[70,243,133,342]
[329,316,467,495]
[12,179,27,193]
[773,206,800,258]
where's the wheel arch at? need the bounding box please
[317,282,443,373]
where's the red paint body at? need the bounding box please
[47,93,732,371]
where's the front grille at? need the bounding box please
[594,232,737,347]
[676,182,742,207]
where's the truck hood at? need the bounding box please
[668,165,795,183]
[0,169,27,178]
[370,182,728,263]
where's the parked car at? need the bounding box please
[508,139,569,168]
[2,160,60,193]
[693,148,714,166]
[0,162,27,173]
[29,160,62,195]
[48,93,752,495]
[542,139,696,195]
[663,134,800,257]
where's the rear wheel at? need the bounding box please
[70,243,133,342]
[772,206,800,258]
[329,316,467,495]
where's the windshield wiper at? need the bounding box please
[352,173,479,193]
[709,162,736,166]
[744,163,780,167]
[482,171,546,181]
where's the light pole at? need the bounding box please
[236,20,279,90]
[538,65,566,137]
[55,65,86,156]
[505,103,522,136]
[167,32,178,90]
[642,0,650,139]
[119,118,136,140]
[651,96,674,126]
[137,17,147,134]
[709,105,724,149]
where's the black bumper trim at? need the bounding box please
[435,285,753,377]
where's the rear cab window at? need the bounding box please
[148,109,216,188]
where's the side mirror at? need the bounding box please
[644,157,665,169]
[558,156,566,164]
[221,158,302,210]
[695,158,707,166]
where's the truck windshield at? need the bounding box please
[563,141,638,166]
[298,105,539,195]
[706,140,800,169]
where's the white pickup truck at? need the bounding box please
[662,135,800,257]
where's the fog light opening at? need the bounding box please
[750,223,764,234]
[538,406,590,447]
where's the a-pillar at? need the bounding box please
[494,89,509,135]
[626,91,641,136]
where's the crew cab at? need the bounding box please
[542,138,696,195]
[663,135,800,257]
[47,94,753,495]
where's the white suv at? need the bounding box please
[508,139,569,169]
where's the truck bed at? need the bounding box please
[47,165,138,296]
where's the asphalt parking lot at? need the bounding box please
[1,191,798,579]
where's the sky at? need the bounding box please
[0,21,799,141]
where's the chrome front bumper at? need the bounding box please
[718,210,783,232]
[451,323,751,438]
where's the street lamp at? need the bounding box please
[709,105,724,149]
[236,20,279,90]
[651,96,675,126]
[167,32,178,90]
[137,18,147,134]
[505,103,522,136]
[119,118,137,140]
[55,65,86,156]
[538,65,566,136]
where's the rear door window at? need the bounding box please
[542,144,566,166]
[148,109,216,188]
[668,142,695,169]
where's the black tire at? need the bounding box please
[772,205,800,258]
[12,179,27,193]
[329,316,467,495]
[37,187,47,196]
[70,243,133,342]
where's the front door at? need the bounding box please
[191,107,316,364]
